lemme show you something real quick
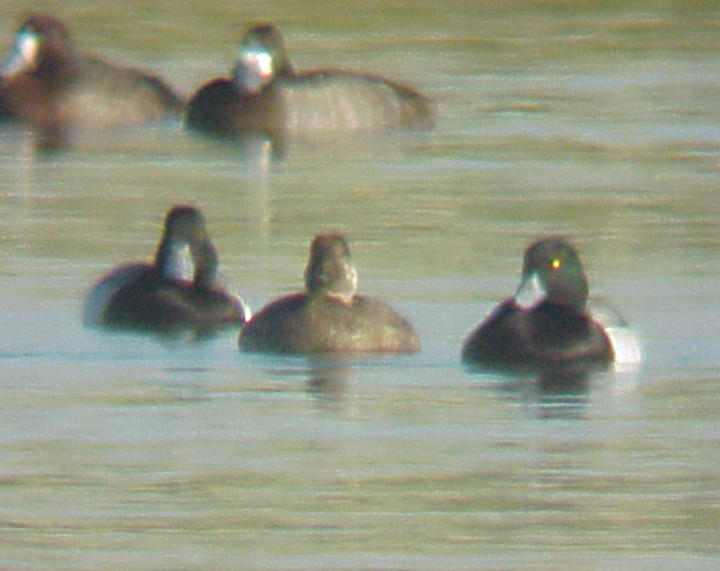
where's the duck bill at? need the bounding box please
[514,271,546,309]
[0,30,38,79]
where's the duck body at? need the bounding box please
[239,292,419,354]
[462,297,613,369]
[185,78,283,139]
[239,234,419,354]
[83,206,247,336]
[187,71,432,140]
[185,23,432,141]
[0,14,183,134]
[462,238,631,371]
[1,56,184,131]
[85,263,245,333]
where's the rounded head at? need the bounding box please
[163,206,208,243]
[155,205,217,286]
[84,203,247,334]
[1,14,72,78]
[516,238,589,311]
[232,23,293,94]
[304,234,358,303]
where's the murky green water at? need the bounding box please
[1,0,719,568]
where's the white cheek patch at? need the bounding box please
[18,30,39,62]
[247,50,273,79]
[515,272,545,309]
[0,30,39,76]
[234,47,275,93]
[163,242,194,281]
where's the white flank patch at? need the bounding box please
[82,264,148,326]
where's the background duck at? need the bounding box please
[0,13,183,138]
[185,23,433,143]
[462,237,640,371]
[83,205,248,336]
[239,234,420,354]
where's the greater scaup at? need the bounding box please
[185,23,432,143]
[462,237,640,370]
[0,13,183,138]
[83,205,248,335]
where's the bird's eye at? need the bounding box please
[551,258,561,270]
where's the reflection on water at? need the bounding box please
[1,0,720,568]
[305,358,351,413]
[466,362,639,421]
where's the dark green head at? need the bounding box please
[162,206,209,243]
[156,206,218,287]
[516,238,589,312]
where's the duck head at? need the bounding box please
[232,23,293,94]
[1,13,74,80]
[515,238,589,312]
[304,234,358,304]
[155,206,219,287]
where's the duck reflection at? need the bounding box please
[304,357,351,413]
[466,362,598,419]
[469,359,641,420]
[533,366,592,419]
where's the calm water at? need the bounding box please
[1,0,719,568]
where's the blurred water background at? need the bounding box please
[0,0,719,568]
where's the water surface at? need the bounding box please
[1,0,719,568]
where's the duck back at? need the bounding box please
[278,71,432,137]
[462,299,613,369]
[239,293,419,354]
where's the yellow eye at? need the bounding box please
[551,258,561,270]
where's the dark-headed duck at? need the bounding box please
[462,238,640,371]
[83,205,248,336]
[239,234,420,354]
[185,23,432,142]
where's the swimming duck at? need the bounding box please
[185,23,433,142]
[0,13,183,136]
[83,206,248,335]
[462,238,638,370]
[239,234,420,354]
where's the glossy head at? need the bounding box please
[304,234,358,303]
[155,206,218,286]
[232,23,293,94]
[162,205,209,244]
[1,14,73,79]
[515,238,589,312]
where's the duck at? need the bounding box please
[0,13,183,137]
[185,23,433,143]
[462,237,639,370]
[239,234,420,354]
[83,205,249,335]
